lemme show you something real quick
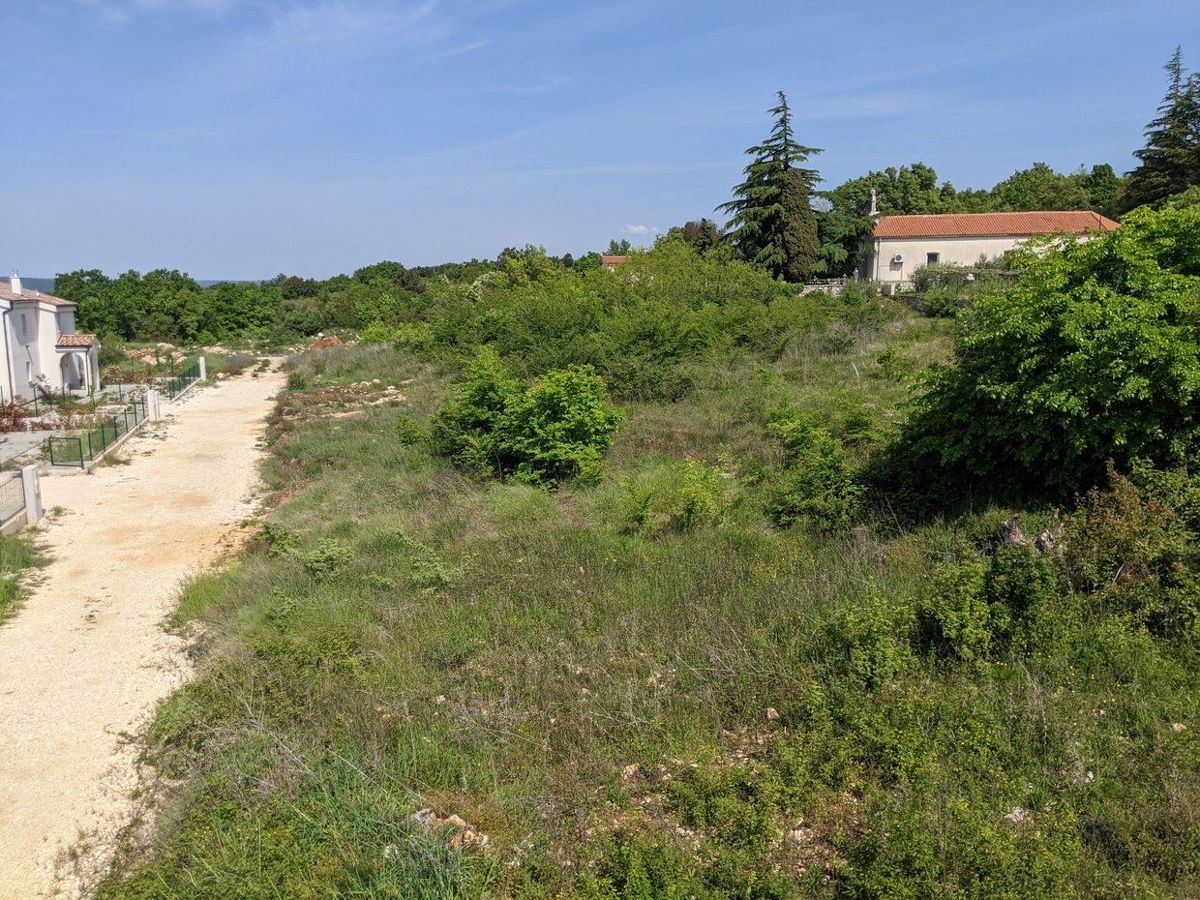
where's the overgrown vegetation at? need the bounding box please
[877,201,1200,509]
[0,532,46,623]
[96,212,1200,897]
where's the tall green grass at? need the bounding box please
[98,311,1200,897]
[0,531,45,623]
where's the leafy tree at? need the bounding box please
[274,274,319,300]
[431,349,622,486]
[719,91,822,281]
[816,163,961,277]
[605,239,633,255]
[1123,47,1200,211]
[989,162,1092,211]
[353,260,425,294]
[1082,163,1123,216]
[665,218,724,255]
[573,252,603,272]
[887,202,1200,501]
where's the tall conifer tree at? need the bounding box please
[719,92,821,280]
[1123,47,1200,210]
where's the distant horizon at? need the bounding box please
[4,1,1197,279]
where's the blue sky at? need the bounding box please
[3,0,1197,279]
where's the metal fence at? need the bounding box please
[47,396,150,468]
[0,470,24,522]
[160,360,201,400]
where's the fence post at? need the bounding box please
[20,464,43,525]
[198,356,207,382]
[147,389,162,421]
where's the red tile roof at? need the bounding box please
[56,333,98,348]
[601,255,629,267]
[873,211,1119,239]
[0,282,74,307]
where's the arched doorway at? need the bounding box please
[59,353,84,390]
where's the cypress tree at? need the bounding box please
[1123,47,1200,211]
[719,91,822,281]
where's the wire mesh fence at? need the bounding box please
[46,396,150,468]
[160,360,201,400]
[0,470,25,522]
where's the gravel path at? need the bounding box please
[0,367,283,897]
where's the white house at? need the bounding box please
[865,210,1119,288]
[0,275,100,403]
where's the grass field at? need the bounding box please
[96,298,1200,897]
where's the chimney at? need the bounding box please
[868,189,879,218]
[9,272,20,297]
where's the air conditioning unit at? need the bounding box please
[891,254,905,264]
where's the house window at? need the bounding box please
[19,313,28,341]
[25,362,31,382]
[926,252,940,265]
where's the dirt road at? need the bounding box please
[0,367,283,897]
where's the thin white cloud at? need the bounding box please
[77,0,238,20]
[623,224,659,237]
[246,1,439,57]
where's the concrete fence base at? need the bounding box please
[21,464,42,526]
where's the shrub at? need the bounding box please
[766,413,861,530]
[301,540,353,579]
[829,587,915,688]
[359,320,401,345]
[429,348,520,476]
[394,415,426,446]
[917,543,1059,661]
[874,348,914,382]
[431,349,622,486]
[621,458,734,535]
[916,554,994,660]
[286,371,308,391]
[1063,469,1200,636]
[260,522,299,558]
[497,365,623,486]
[892,203,1200,502]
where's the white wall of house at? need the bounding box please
[55,308,76,333]
[866,233,1104,286]
[0,301,13,404]
[10,307,40,399]
[34,303,60,389]
[867,235,1025,285]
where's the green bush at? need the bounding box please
[620,458,734,535]
[1064,469,1200,636]
[916,554,994,660]
[429,348,519,476]
[829,587,915,688]
[498,365,623,486]
[892,203,1200,502]
[917,543,1058,660]
[358,320,401,345]
[431,349,622,486]
[766,413,861,530]
[301,540,353,579]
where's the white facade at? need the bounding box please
[864,211,1119,288]
[0,276,100,403]
[867,235,1028,286]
